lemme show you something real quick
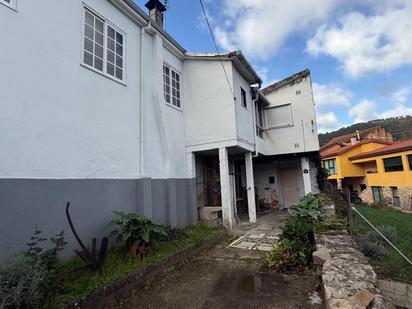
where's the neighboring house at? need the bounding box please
[349,140,412,211]
[321,128,412,211]
[0,0,320,261]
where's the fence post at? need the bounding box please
[346,189,354,236]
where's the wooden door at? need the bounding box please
[280,168,300,207]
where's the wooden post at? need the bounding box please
[346,189,354,236]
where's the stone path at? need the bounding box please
[229,210,287,251]
[99,211,323,309]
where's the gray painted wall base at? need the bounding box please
[0,178,197,262]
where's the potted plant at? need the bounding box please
[107,211,167,259]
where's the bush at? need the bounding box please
[0,229,66,308]
[267,194,323,269]
[358,225,396,259]
[108,211,167,247]
[314,217,347,233]
[266,241,299,270]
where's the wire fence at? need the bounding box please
[323,183,412,284]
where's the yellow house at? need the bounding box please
[320,139,392,188]
[348,140,412,210]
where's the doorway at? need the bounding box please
[279,168,300,207]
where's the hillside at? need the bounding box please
[318,116,412,146]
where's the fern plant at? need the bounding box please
[107,211,167,246]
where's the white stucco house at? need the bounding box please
[0,0,319,260]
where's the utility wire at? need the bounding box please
[199,0,236,100]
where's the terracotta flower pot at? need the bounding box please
[129,239,151,259]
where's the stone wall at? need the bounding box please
[313,230,388,308]
[359,185,412,211]
[378,279,412,308]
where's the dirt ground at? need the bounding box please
[96,238,323,309]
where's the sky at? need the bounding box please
[134,0,412,133]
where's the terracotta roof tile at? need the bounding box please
[349,139,412,160]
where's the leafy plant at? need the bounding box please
[315,217,347,233]
[266,240,299,270]
[0,228,66,308]
[267,194,323,269]
[108,211,167,246]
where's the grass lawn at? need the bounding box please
[353,204,412,284]
[47,225,222,308]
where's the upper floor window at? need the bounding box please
[241,87,247,108]
[383,156,403,172]
[83,9,125,82]
[255,101,264,138]
[408,155,412,170]
[163,63,181,108]
[266,103,293,129]
[323,159,337,175]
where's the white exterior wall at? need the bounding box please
[183,60,238,151]
[232,68,255,148]
[261,75,319,155]
[0,0,189,180]
[0,0,141,179]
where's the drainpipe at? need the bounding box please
[251,84,261,158]
[139,22,151,176]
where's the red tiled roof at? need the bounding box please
[320,126,384,151]
[349,139,412,160]
[321,139,393,159]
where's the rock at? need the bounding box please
[313,248,331,266]
[348,289,374,307]
[328,298,356,309]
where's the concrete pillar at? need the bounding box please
[186,152,196,178]
[245,152,257,224]
[301,156,312,195]
[337,179,342,190]
[219,147,233,231]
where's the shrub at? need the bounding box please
[0,229,66,308]
[314,217,347,233]
[267,194,323,269]
[266,241,299,270]
[108,211,167,246]
[358,225,396,259]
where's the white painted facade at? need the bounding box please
[0,0,321,238]
[260,73,319,156]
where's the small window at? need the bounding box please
[82,8,125,82]
[408,155,412,170]
[323,159,337,175]
[296,90,301,95]
[255,101,264,137]
[163,63,181,108]
[372,186,383,203]
[266,103,293,128]
[383,156,403,172]
[391,187,400,208]
[241,87,247,108]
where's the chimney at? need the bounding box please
[145,0,167,28]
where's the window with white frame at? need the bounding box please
[163,63,181,108]
[241,87,247,108]
[265,103,293,128]
[83,9,125,82]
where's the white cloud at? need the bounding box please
[307,1,412,78]
[379,104,412,119]
[312,82,352,109]
[316,112,341,133]
[210,0,340,59]
[391,86,411,104]
[348,99,377,123]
